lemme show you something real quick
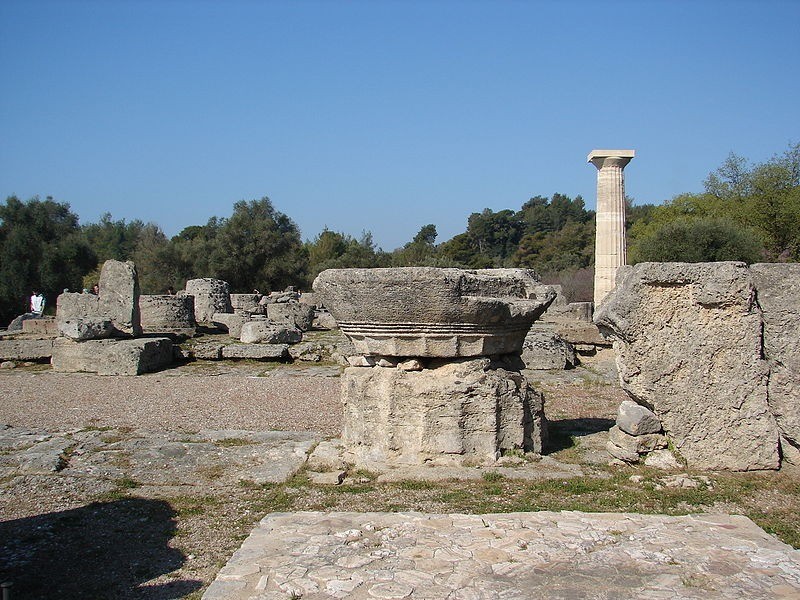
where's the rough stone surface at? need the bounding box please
[266,302,315,331]
[595,262,779,471]
[644,449,682,470]
[185,278,232,323]
[240,322,302,345]
[191,342,224,360]
[313,311,338,330]
[98,260,142,336]
[751,263,800,450]
[139,294,196,336]
[616,400,662,436]
[212,312,251,338]
[0,339,55,361]
[57,318,114,341]
[313,267,555,357]
[340,358,545,466]
[21,317,58,335]
[608,425,667,456]
[51,337,173,375]
[6,313,38,332]
[521,325,576,370]
[221,344,289,360]
[56,292,100,324]
[229,293,262,313]
[203,511,800,600]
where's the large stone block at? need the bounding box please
[212,312,251,338]
[51,337,173,375]
[313,268,555,357]
[595,262,779,471]
[230,293,262,313]
[266,302,315,331]
[56,292,100,323]
[98,260,142,336]
[520,325,576,370]
[139,294,196,336]
[751,263,800,450]
[240,322,301,344]
[21,317,58,335]
[57,318,114,341]
[340,358,546,467]
[221,344,289,360]
[0,339,55,361]
[185,278,232,323]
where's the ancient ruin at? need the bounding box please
[185,278,232,324]
[595,261,800,470]
[589,149,634,307]
[314,267,555,467]
[139,294,196,337]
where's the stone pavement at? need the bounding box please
[203,510,800,600]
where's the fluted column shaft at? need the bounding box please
[588,150,634,307]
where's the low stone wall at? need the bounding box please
[595,261,799,470]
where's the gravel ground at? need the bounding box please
[0,364,343,437]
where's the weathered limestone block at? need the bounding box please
[0,339,55,361]
[751,263,800,451]
[266,302,315,331]
[313,268,555,357]
[595,262,779,471]
[299,292,317,306]
[22,317,58,335]
[191,342,224,360]
[616,400,661,436]
[139,295,196,336]
[98,260,142,336]
[56,292,100,323]
[313,311,338,330]
[340,358,546,466]
[240,322,302,344]
[51,337,173,375]
[608,425,667,456]
[520,325,576,370]
[221,344,289,360]
[212,312,250,338]
[542,302,594,323]
[230,293,262,313]
[57,318,114,341]
[185,278,232,323]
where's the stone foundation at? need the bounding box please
[51,337,173,376]
[139,294,196,336]
[341,357,545,467]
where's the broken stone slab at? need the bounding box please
[51,337,173,375]
[340,357,546,467]
[0,339,55,361]
[191,342,224,360]
[139,294,196,336]
[313,310,338,330]
[21,317,58,335]
[56,292,100,323]
[608,425,667,455]
[212,312,251,338]
[240,321,302,344]
[288,342,326,362]
[185,278,232,323]
[521,325,576,370]
[595,261,779,471]
[221,344,289,360]
[616,400,662,436]
[751,263,800,450]
[6,313,39,332]
[644,449,682,470]
[266,302,315,331]
[98,259,142,336]
[313,267,556,357]
[57,318,114,341]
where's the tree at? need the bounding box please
[0,196,95,324]
[305,228,387,284]
[82,213,145,262]
[392,224,439,266]
[210,197,307,291]
[629,217,763,264]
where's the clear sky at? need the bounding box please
[1,0,798,251]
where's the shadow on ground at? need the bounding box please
[0,497,201,599]
[545,417,615,454]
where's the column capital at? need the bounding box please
[588,149,635,171]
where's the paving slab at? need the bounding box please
[203,510,800,599]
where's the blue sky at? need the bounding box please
[1,0,798,251]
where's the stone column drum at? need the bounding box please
[314,268,555,467]
[589,149,634,308]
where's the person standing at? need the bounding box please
[30,291,45,315]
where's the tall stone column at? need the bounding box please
[588,149,635,307]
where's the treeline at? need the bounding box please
[1,143,797,326]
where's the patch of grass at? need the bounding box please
[170,495,220,517]
[482,471,505,482]
[396,480,437,491]
[116,477,141,490]
[198,463,225,480]
[213,437,254,448]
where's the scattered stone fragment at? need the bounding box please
[240,322,302,345]
[616,399,662,436]
[397,359,422,372]
[643,449,682,470]
[221,344,288,360]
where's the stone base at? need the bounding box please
[0,339,55,361]
[51,337,173,375]
[341,357,546,467]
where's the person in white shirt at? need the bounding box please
[30,291,45,315]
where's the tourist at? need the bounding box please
[30,291,45,316]
[91,283,99,295]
